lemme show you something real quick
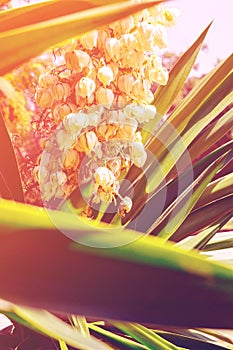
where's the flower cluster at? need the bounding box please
[36,104,151,205]
[34,2,179,215]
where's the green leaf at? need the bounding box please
[153,22,212,116]
[204,230,233,252]
[125,141,233,232]
[193,329,233,350]
[59,340,69,350]
[166,107,233,182]
[112,322,186,350]
[119,57,232,225]
[149,152,229,239]
[0,199,233,328]
[188,107,233,163]
[0,110,24,202]
[156,329,233,350]
[146,75,233,193]
[12,307,113,350]
[194,173,233,210]
[71,315,90,338]
[147,55,233,163]
[0,0,167,75]
[176,213,232,251]
[89,323,147,349]
[221,220,233,231]
[171,195,233,242]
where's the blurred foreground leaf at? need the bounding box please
[0,199,233,328]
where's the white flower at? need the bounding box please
[124,104,157,123]
[76,77,96,99]
[96,87,114,105]
[80,30,98,49]
[94,166,115,190]
[56,129,76,150]
[119,196,132,215]
[63,112,89,134]
[97,66,114,86]
[130,142,147,167]
[88,112,101,126]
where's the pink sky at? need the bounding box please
[167,0,232,71]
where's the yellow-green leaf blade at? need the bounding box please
[12,307,113,350]
[153,22,212,116]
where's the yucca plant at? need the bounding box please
[0,1,232,349]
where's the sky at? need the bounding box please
[167,0,232,72]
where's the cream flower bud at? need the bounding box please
[132,131,143,143]
[97,189,114,203]
[121,15,135,32]
[122,50,145,69]
[80,29,98,49]
[52,102,77,122]
[38,72,58,88]
[139,105,157,122]
[96,87,114,105]
[119,196,132,216]
[88,112,101,126]
[149,55,163,70]
[42,181,56,201]
[107,62,119,79]
[116,118,138,140]
[138,22,157,41]
[145,55,163,82]
[63,149,80,171]
[56,129,76,150]
[124,104,157,123]
[65,50,91,70]
[94,166,115,190]
[148,3,164,20]
[55,171,67,186]
[116,94,128,104]
[65,51,78,70]
[37,165,49,183]
[162,8,180,27]
[35,87,53,108]
[144,90,154,104]
[75,130,99,153]
[76,77,96,99]
[120,34,137,51]
[107,158,122,177]
[149,67,169,85]
[153,24,168,48]
[49,171,67,199]
[130,142,147,167]
[105,38,121,61]
[96,123,117,141]
[51,82,71,101]
[63,112,89,134]
[112,16,135,35]
[133,8,150,25]
[54,39,77,56]
[124,104,135,119]
[97,66,114,86]
[97,30,109,51]
[132,79,151,101]
[108,109,125,125]
[117,74,134,94]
